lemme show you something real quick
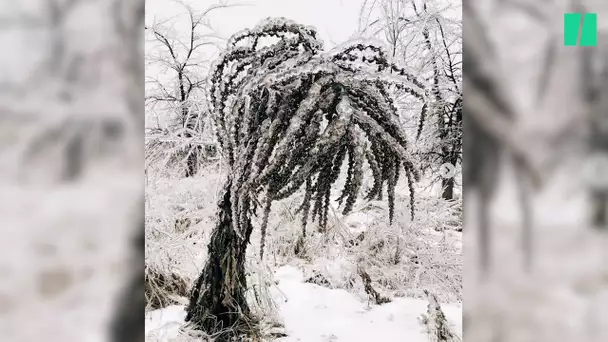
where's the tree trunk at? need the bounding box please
[181,92,199,177]
[185,179,255,339]
[109,219,145,342]
[591,190,607,228]
[441,176,454,200]
[183,109,198,178]
[184,144,198,177]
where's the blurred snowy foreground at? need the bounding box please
[146,265,462,342]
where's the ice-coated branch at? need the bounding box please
[208,17,427,254]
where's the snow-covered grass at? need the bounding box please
[145,265,462,342]
[145,160,462,341]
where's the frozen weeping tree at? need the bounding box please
[185,18,427,338]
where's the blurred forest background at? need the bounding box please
[465,1,608,342]
[0,0,143,341]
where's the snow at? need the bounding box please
[145,265,462,342]
[146,305,187,340]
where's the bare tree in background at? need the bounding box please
[145,1,228,177]
[359,0,462,200]
[410,1,462,201]
[463,1,544,277]
[490,0,608,231]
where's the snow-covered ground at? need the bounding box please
[144,164,462,341]
[146,265,462,342]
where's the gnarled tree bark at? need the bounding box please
[185,178,255,339]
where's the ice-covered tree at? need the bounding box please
[359,0,462,200]
[145,1,231,177]
[185,18,427,339]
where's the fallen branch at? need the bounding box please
[357,266,391,305]
[420,289,461,342]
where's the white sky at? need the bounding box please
[146,0,366,50]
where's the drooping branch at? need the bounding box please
[187,18,432,338]
[206,17,427,249]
